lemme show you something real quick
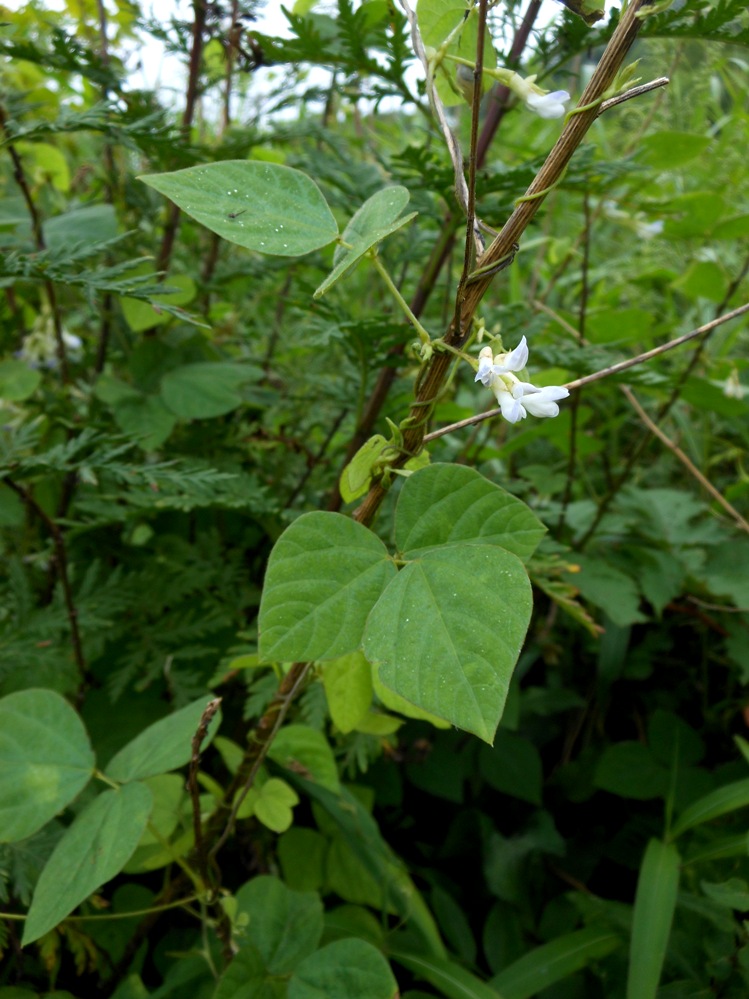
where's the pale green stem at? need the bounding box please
[370,253,432,345]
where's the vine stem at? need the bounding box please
[326,0,544,511]
[353,0,655,527]
[370,255,432,344]
[422,302,749,443]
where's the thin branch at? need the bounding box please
[621,385,749,536]
[4,478,88,695]
[597,77,669,114]
[422,302,749,443]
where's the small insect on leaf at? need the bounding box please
[228,209,247,219]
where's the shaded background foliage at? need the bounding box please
[1,0,749,997]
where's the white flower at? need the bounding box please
[474,336,569,424]
[525,89,570,119]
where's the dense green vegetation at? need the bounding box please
[1,1,749,996]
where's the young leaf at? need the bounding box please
[364,544,533,744]
[395,463,546,562]
[139,160,338,256]
[313,186,417,298]
[0,689,95,843]
[626,838,680,999]
[289,938,398,999]
[258,512,397,663]
[104,696,222,782]
[22,782,153,946]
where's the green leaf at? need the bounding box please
[640,132,712,170]
[339,435,389,504]
[0,689,95,843]
[626,839,680,999]
[139,161,338,256]
[123,774,189,873]
[267,724,340,794]
[113,393,177,450]
[594,742,668,800]
[491,928,621,999]
[289,939,398,999]
[104,696,222,782]
[160,362,261,420]
[22,781,153,945]
[670,778,749,839]
[364,545,532,744]
[390,950,501,999]
[417,0,497,108]
[213,942,285,999]
[121,273,196,332]
[563,554,646,627]
[313,186,417,298]
[234,874,324,975]
[278,828,327,892]
[253,778,300,833]
[322,651,374,734]
[258,511,397,663]
[395,464,546,562]
[0,360,42,402]
[478,730,543,805]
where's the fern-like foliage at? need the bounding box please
[640,0,749,46]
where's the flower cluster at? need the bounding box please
[474,337,569,424]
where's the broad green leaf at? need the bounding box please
[626,839,680,999]
[364,545,532,744]
[113,393,177,450]
[267,724,340,794]
[322,651,374,733]
[43,204,118,247]
[0,360,42,402]
[640,131,712,170]
[491,928,621,999]
[372,666,451,728]
[213,942,285,999]
[390,950,502,999]
[395,464,546,562]
[594,742,668,800]
[478,731,543,805]
[0,689,95,843]
[123,774,188,873]
[258,511,397,663]
[23,781,153,945]
[289,939,398,999]
[671,778,749,839]
[139,161,338,256]
[278,827,327,892]
[121,273,196,332]
[339,434,389,504]
[563,554,646,627]
[105,696,222,782]
[253,778,300,833]
[234,875,323,974]
[313,186,417,298]
[160,362,261,420]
